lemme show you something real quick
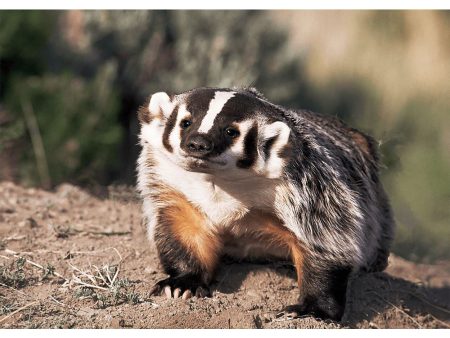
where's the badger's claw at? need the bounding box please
[173,288,182,299]
[149,276,210,299]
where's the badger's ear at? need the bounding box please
[138,92,174,124]
[262,121,291,141]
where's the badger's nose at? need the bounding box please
[186,134,214,156]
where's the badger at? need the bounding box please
[136,87,395,320]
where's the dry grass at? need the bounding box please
[69,247,122,292]
[67,247,151,309]
[0,245,150,324]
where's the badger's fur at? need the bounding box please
[137,87,395,320]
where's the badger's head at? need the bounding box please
[138,87,292,179]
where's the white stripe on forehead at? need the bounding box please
[197,91,235,133]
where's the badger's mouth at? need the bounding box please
[185,156,227,171]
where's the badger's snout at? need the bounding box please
[184,134,214,157]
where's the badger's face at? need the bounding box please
[139,88,292,179]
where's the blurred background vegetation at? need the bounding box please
[0,10,448,263]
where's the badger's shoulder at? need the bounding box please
[285,108,380,164]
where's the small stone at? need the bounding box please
[27,217,39,228]
[111,318,120,328]
[18,217,38,228]
[263,314,271,323]
[111,318,126,328]
[1,207,15,214]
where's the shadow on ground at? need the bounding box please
[211,260,450,328]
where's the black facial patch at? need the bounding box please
[185,89,217,119]
[162,106,179,153]
[217,93,263,123]
[237,124,258,169]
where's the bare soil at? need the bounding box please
[0,181,449,329]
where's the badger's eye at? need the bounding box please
[180,119,192,129]
[225,127,240,138]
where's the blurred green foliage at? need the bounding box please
[0,11,55,74]
[384,99,450,263]
[5,68,121,185]
[0,11,448,262]
[0,11,123,186]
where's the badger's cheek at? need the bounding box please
[155,144,187,171]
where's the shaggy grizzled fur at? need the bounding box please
[137,87,395,321]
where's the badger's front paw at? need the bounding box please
[149,275,210,299]
[281,295,344,321]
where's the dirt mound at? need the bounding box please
[0,182,449,328]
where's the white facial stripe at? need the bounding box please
[198,91,235,133]
[168,104,190,154]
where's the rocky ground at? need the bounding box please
[0,181,449,329]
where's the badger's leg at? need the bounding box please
[149,192,222,299]
[367,188,395,272]
[254,221,336,319]
[258,218,350,320]
[287,259,352,321]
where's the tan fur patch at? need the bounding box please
[158,191,222,274]
[244,211,305,288]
